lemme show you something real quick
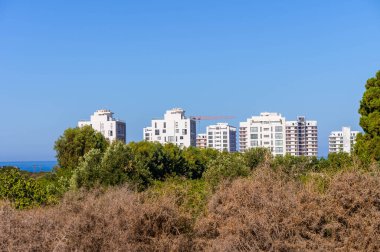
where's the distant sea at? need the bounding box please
[0,161,57,172]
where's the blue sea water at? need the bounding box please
[0,161,57,172]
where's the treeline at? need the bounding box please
[0,125,368,209]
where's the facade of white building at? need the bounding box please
[329,127,359,153]
[196,134,207,149]
[206,123,237,152]
[285,116,318,157]
[78,109,126,143]
[143,108,197,148]
[239,112,286,156]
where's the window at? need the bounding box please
[250,127,258,132]
[251,134,258,140]
[264,128,270,131]
[275,140,283,146]
[264,134,270,138]
[275,147,283,153]
[275,126,282,132]
[163,122,166,128]
[180,136,183,140]
[250,140,258,146]
[163,129,166,133]
[155,129,160,135]
[168,136,175,142]
[275,133,283,139]
[223,140,227,143]
[223,131,227,135]
[176,129,179,133]
[155,122,157,128]
[182,129,187,135]
[109,130,113,136]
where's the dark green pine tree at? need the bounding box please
[355,70,380,163]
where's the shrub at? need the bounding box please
[0,168,50,209]
[243,147,272,169]
[203,153,249,190]
[54,126,108,171]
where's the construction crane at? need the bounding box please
[190,116,235,121]
[190,115,236,133]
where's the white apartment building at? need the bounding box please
[286,116,318,157]
[239,112,286,156]
[196,134,207,149]
[329,127,359,153]
[78,109,126,143]
[143,108,197,148]
[206,123,237,152]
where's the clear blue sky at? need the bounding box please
[1,0,379,161]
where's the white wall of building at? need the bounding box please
[239,112,286,156]
[78,109,126,143]
[206,123,237,152]
[143,108,196,148]
[329,127,359,153]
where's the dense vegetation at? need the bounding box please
[355,70,380,163]
[1,70,380,251]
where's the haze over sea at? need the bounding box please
[0,161,57,172]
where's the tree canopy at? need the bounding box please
[54,126,109,170]
[355,70,380,162]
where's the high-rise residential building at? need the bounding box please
[196,134,207,149]
[206,123,237,152]
[143,108,196,148]
[78,109,126,143]
[329,127,359,153]
[239,112,286,156]
[285,116,318,157]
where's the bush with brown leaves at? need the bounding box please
[1,167,380,251]
[194,168,380,251]
[0,187,193,251]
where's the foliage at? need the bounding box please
[182,147,219,179]
[147,177,210,218]
[54,126,109,170]
[243,147,272,169]
[0,167,50,209]
[270,154,319,177]
[203,153,249,190]
[355,70,380,162]
[70,149,104,190]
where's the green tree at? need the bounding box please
[182,147,219,179]
[100,141,132,186]
[54,126,109,170]
[0,168,49,209]
[70,149,104,190]
[243,147,272,170]
[355,70,380,162]
[203,153,249,190]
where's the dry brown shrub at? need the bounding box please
[194,168,380,252]
[1,168,380,252]
[0,186,194,252]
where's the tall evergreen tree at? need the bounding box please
[355,70,380,162]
